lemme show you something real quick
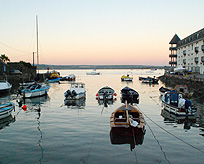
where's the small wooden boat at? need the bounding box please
[110,102,145,135]
[161,91,197,116]
[0,103,14,119]
[0,80,12,94]
[64,82,86,100]
[121,87,139,104]
[174,85,193,98]
[96,86,117,100]
[21,84,50,98]
[121,72,133,81]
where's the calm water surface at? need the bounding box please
[0,69,204,164]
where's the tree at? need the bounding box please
[0,54,10,63]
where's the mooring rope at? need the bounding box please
[145,121,171,164]
[131,128,139,164]
[136,104,204,154]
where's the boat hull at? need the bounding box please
[0,103,14,119]
[162,101,196,116]
[22,85,50,98]
[65,92,86,100]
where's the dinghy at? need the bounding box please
[0,103,14,119]
[110,101,145,135]
[96,86,117,100]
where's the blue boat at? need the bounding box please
[0,103,14,119]
[21,84,50,98]
[46,77,60,83]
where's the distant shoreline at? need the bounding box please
[38,64,168,70]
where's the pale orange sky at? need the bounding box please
[0,0,204,66]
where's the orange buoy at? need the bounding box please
[23,105,27,111]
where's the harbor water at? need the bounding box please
[0,69,204,164]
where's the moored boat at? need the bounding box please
[21,83,50,98]
[19,80,36,87]
[121,87,139,104]
[159,86,171,97]
[46,77,60,83]
[161,91,197,116]
[64,82,86,100]
[61,74,76,81]
[96,86,117,100]
[0,80,12,95]
[110,102,145,135]
[141,76,158,84]
[174,85,193,98]
[0,103,14,119]
[86,69,100,75]
[121,72,133,81]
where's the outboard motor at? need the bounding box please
[103,91,109,99]
[72,90,77,97]
[65,90,71,98]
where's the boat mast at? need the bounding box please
[36,15,39,74]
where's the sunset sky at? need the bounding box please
[0,0,204,66]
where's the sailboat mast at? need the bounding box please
[36,15,39,74]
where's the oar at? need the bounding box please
[125,100,130,124]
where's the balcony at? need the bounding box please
[195,57,199,64]
[169,54,177,58]
[169,47,177,51]
[202,45,204,51]
[195,47,199,53]
[183,59,186,64]
[169,61,177,65]
[201,56,204,62]
[183,50,186,56]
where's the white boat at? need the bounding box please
[0,80,12,94]
[96,86,117,100]
[21,84,50,98]
[161,91,197,116]
[19,80,36,87]
[121,72,133,81]
[0,103,14,119]
[174,66,186,73]
[86,69,100,75]
[64,82,86,100]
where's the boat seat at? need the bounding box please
[114,118,127,122]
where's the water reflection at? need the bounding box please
[64,97,86,109]
[97,99,116,108]
[161,109,196,130]
[0,115,15,130]
[0,95,10,103]
[110,129,145,151]
[17,95,50,109]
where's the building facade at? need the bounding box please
[169,28,204,74]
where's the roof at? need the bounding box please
[169,34,181,44]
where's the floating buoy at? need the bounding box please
[23,105,27,111]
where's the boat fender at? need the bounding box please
[130,118,138,127]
